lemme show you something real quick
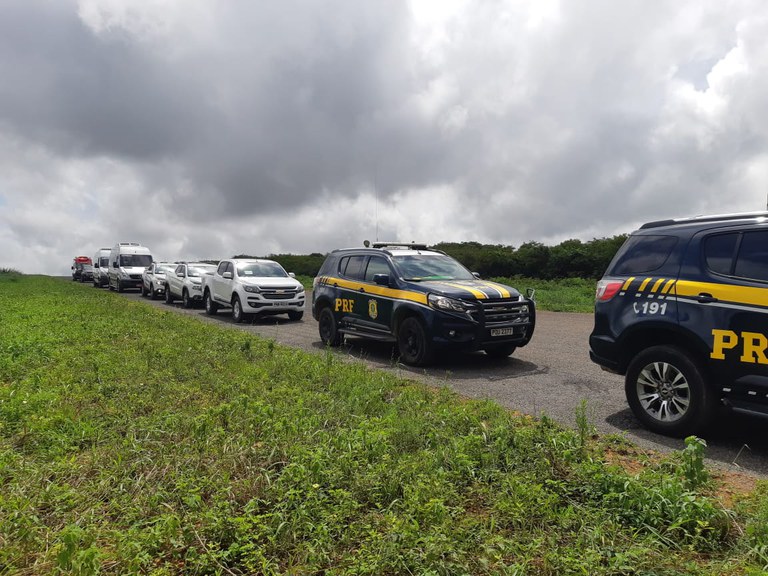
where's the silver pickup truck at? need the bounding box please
[201,258,305,323]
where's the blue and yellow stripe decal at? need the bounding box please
[426,281,512,299]
[315,276,428,305]
[316,276,515,302]
[618,277,768,310]
[619,277,676,298]
[675,280,768,309]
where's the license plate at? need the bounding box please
[491,327,515,337]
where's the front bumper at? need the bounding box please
[244,294,306,313]
[427,302,535,350]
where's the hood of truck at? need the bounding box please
[240,277,303,290]
[405,279,522,301]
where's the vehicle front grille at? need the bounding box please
[261,288,301,300]
[129,274,142,280]
[479,299,529,325]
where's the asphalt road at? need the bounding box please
[120,289,768,477]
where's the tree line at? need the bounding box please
[254,235,628,280]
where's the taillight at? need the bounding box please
[595,279,623,302]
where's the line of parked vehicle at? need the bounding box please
[77,242,306,323]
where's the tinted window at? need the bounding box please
[217,262,228,275]
[364,256,390,282]
[119,254,153,267]
[734,230,768,282]
[393,254,475,281]
[609,235,677,275]
[704,233,738,275]
[341,256,366,280]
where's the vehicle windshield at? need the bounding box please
[392,254,475,281]
[156,265,174,274]
[237,262,288,278]
[99,257,109,267]
[188,265,217,277]
[120,254,153,267]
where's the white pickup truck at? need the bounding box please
[164,262,218,308]
[201,258,305,323]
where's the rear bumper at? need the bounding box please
[588,334,622,374]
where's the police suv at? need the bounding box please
[590,212,768,437]
[312,242,536,366]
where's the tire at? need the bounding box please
[165,286,174,304]
[182,289,192,309]
[288,310,304,321]
[204,291,218,315]
[397,316,433,366]
[150,284,158,300]
[141,283,148,297]
[484,344,517,359]
[318,307,341,346]
[625,345,716,437]
[116,281,123,293]
[232,296,245,323]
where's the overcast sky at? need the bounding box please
[2,0,768,275]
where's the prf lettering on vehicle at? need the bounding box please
[711,329,768,364]
[335,298,354,313]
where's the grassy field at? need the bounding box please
[491,276,596,313]
[2,272,768,575]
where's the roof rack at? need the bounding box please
[640,211,768,230]
[371,242,429,250]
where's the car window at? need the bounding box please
[704,233,738,276]
[609,235,678,275]
[734,230,768,282]
[364,256,390,282]
[237,262,287,277]
[392,254,474,281]
[341,256,366,280]
[189,265,216,277]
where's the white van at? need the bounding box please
[108,242,153,292]
[92,248,111,287]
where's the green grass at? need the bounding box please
[1,273,767,574]
[492,276,596,313]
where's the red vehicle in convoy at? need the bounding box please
[71,256,93,282]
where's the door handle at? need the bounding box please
[696,293,718,303]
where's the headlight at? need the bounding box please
[192,284,202,291]
[519,304,529,315]
[243,285,260,293]
[428,294,475,314]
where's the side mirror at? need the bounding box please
[112,262,118,268]
[526,288,536,301]
[472,272,481,279]
[288,272,296,278]
[223,271,233,280]
[177,272,185,278]
[94,263,99,269]
[373,274,390,286]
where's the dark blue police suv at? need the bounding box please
[590,212,768,436]
[312,242,536,366]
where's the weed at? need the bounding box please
[680,436,710,490]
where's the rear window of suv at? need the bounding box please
[609,235,678,275]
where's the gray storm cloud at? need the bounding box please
[1,0,767,274]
